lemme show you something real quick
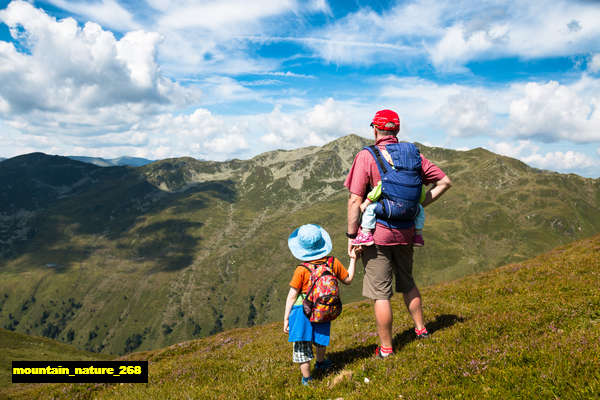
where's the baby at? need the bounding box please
[352,181,427,247]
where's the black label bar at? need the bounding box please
[12,361,148,383]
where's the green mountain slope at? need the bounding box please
[7,235,600,399]
[0,328,112,395]
[1,135,599,356]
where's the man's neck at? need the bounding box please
[375,134,398,145]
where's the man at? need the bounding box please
[344,109,452,358]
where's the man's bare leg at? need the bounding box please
[403,286,425,330]
[374,299,393,348]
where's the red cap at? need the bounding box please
[371,109,400,131]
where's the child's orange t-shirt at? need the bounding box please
[289,257,349,294]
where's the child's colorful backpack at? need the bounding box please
[301,256,342,323]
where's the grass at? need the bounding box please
[0,328,113,396]
[5,234,599,399]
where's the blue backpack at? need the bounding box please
[364,143,422,229]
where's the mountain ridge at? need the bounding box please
[66,155,155,167]
[1,135,599,355]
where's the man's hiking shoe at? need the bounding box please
[374,346,393,358]
[413,234,424,247]
[301,376,313,386]
[352,230,374,246]
[315,359,333,371]
[415,327,429,339]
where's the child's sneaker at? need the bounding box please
[315,359,333,371]
[352,230,374,246]
[413,233,424,247]
[415,327,429,339]
[301,376,313,386]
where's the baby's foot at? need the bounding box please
[352,230,374,246]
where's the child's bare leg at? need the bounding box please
[300,362,311,378]
[315,345,326,362]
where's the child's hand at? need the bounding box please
[283,319,289,334]
[349,246,361,259]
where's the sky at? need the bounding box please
[0,0,599,177]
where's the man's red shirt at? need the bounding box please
[344,135,446,246]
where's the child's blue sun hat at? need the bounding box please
[288,224,332,261]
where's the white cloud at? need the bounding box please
[522,151,599,171]
[376,77,506,139]
[0,1,196,136]
[377,74,600,148]
[307,0,332,16]
[378,75,600,144]
[293,2,432,65]
[65,107,250,160]
[487,140,539,159]
[199,76,257,104]
[156,0,297,32]
[487,139,599,175]
[427,1,600,70]
[429,23,507,72]
[0,96,9,113]
[241,79,282,87]
[590,54,600,73]
[287,0,600,70]
[0,2,346,160]
[508,80,600,143]
[115,30,161,88]
[28,0,330,79]
[258,98,357,148]
[306,98,345,133]
[438,92,493,137]
[158,31,278,76]
[261,71,315,79]
[149,0,332,76]
[45,0,139,32]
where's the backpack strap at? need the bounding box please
[302,257,334,298]
[303,256,333,269]
[367,145,388,174]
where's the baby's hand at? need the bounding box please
[360,202,369,213]
[283,319,289,334]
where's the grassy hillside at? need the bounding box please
[0,328,112,396]
[1,135,599,356]
[6,234,599,399]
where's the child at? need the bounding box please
[283,224,356,386]
[352,183,427,247]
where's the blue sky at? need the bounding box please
[0,0,599,177]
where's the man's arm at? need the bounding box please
[347,192,362,256]
[421,175,452,208]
